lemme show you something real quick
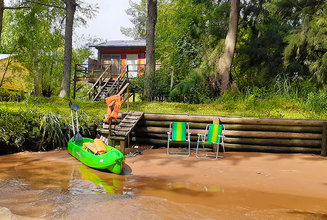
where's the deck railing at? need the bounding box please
[87,65,112,101]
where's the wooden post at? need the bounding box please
[120,139,126,155]
[213,117,220,125]
[73,64,77,99]
[321,122,327,156]
[127,85,130,112]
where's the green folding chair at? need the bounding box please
[196,124,225,160]
[167,122,191,157]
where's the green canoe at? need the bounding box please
[68,137,125,174]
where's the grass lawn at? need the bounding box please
[1,95,326,120]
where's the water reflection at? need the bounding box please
[69,165,122,194]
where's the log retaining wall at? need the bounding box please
[99,112,327,156]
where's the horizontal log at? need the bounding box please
[225,124,322,133]
[130,137,320,154]
[130,132,321,148]
[136,121,322,133]
[225,130,322,140]
[225,143,321,154]
[131,137,197,147]
[137,120,208,129]
[224,137,321,148]
[131,132,199,141]
[140,113,326,127]
[220,117,325,127]
[132,126,322,140]
[143,113,217,123]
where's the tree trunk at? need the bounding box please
[59,0,76,98]
[144,0,157,100]
[0,0,4,45]
[216,0,240,95]
[33,56,40,96]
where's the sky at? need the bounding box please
[3,0,140,41]
[75,0,140,41]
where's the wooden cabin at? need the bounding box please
[93,40,146,78]
[73,40,146,101]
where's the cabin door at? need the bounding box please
[102,54,121,75]
[126,54,138,78]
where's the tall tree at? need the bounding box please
[121,0,147,40]
[284,0,327,87]
[144,0,157,100]
[215,0,240,95]
[59,0,77,98]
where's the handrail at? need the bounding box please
[87,65,110,95]
[87,65,111,100]
[92,66,127,101]
[105,66,127,97]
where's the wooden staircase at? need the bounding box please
[98,112,144,155]
[87,66,129,101]
[112,112,144,137]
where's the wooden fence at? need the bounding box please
[99,112,327,156]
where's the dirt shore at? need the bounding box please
[20,148,327,199]
[2,148,327,219]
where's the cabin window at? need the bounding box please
[102,54,121,75]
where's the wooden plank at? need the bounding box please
[133,126,322,139]
[125,116,140,120]
[142,113,326,126]
[321,122,327,156]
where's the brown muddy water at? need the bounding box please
[0,151,327,220]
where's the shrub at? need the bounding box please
[306,92,327,113]
[170,70,212,104]
[0,107,96,153]
[0,88,25,102]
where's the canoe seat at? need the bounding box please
[83,139,107,155]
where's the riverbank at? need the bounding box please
[1,149,327,219]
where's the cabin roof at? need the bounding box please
[91,40,146,48]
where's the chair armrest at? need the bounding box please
[197,133,205,136]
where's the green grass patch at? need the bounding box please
[1,92,327,154]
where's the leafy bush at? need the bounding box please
[0,88,25,102]
[0,106,96,153]
[130,70,171,101]
[306,92,327,113]
[170,70,212,104]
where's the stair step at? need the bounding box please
[117,123,133,127]
[111,112,144,137]
[114,131,127,136]
[125,116,139,120]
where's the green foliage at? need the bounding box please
[284,1,327,87]
[0,88,25,102]
[0,97,101,153]
[130,70,171,101]
[306,92,327,113]
[121,0,147,40]
[1,1,98,97]
[169,70,212,104]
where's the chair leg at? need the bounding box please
[197,143,225,160]
[167,141,190,157]
[218,140,225,158]
[196,142,216,160]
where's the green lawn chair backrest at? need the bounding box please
[206,124,223,143]
[172,122,187,141]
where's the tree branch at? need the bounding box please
[18,1,66,10]
[285,0,303,10]
[4,6,30,10]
